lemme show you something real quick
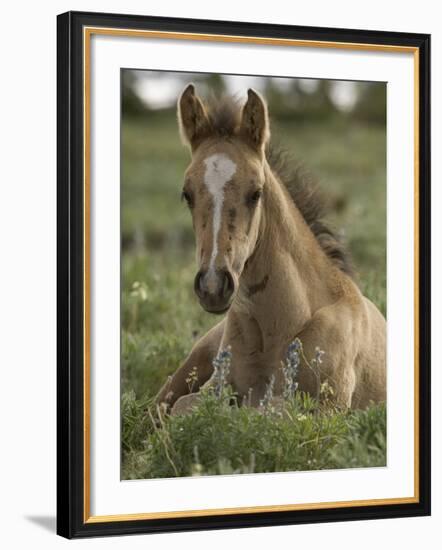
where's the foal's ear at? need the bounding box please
[239,89,270,153]
[177,84,211,150]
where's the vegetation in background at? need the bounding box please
[121,73,386,479]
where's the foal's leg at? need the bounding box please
[155,319,225,411]
[294,299,361,408]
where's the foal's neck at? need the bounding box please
[237,162,341,335]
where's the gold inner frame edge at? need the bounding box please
[82,26,420,524]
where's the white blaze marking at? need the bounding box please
[203,153,237,274]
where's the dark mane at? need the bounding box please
[266,146,354,277]
[205,95,354,277]
[206,95,242,137]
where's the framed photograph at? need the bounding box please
[57,11,431,538]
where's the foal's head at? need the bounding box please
[178,84,270,314]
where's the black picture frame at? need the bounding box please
[57,10,431,539]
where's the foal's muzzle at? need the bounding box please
[194,269,235,314]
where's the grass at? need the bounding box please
[122,386,386,480]
[121,108,386,479]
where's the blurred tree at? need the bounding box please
[264,78,336,122]
[205,73,226,94]
[122,71,147,116]
[297,80,334,121]
[121,70,385,127]
[352,83,386,125]
[264,79,291,118]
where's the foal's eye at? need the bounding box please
[181,190,193,208]
[247,189,262,206]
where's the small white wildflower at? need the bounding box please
[314,346,325,364]
[259,375,275,409]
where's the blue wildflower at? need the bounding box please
[212,346,232,398]
[283,338,301,399]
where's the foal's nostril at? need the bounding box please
[220,270,234,300]
[222,274,229,297]
[194,270,205,298]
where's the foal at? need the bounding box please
[156,84,386,413]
